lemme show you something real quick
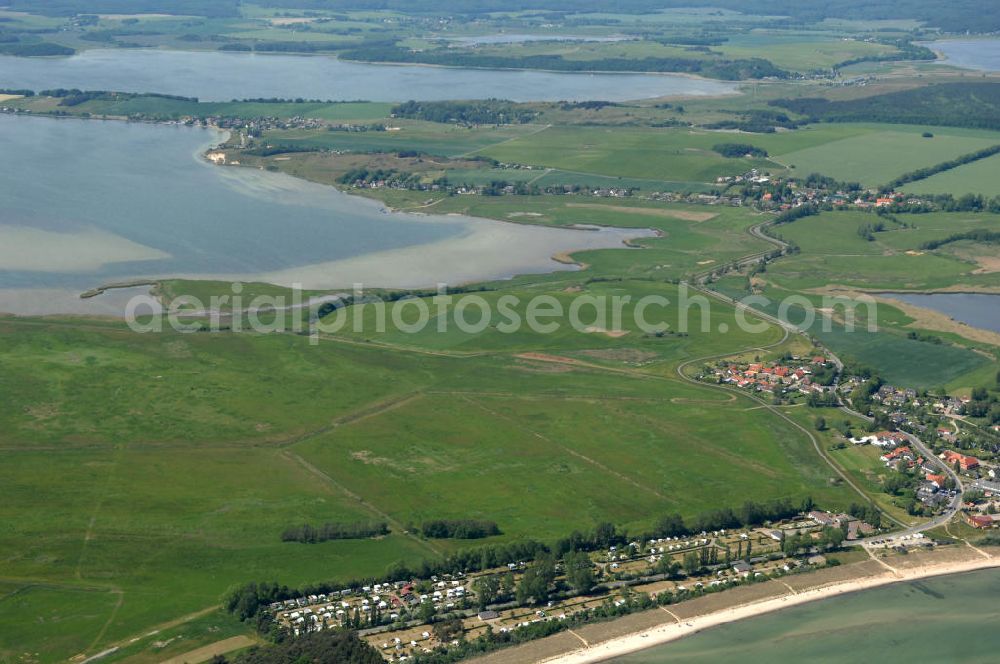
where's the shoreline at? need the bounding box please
[540,554,1000,664]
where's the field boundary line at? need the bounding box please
[460,395,667,500]
[279,449,443,556]
[454,123,551,158]
[85,589,124,654]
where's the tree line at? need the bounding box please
[340,43,788,81]
[225,494,864,633]
[713,143,769,158]
[391,99,538,125]
[280,520,389,543]
[420,519,501,539]
[919,229,1000,251]
[884,144,1000,191]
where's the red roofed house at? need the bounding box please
[926,473,946,488]
[966,514,995,529]
[942,450,980,471]
[881,446,912,462]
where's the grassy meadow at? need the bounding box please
[745,210,1000,388]
[0,282,858,662]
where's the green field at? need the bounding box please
[479,125,780,184]
[716,32,898,70]
[902,153,1000,197]
[754,210,1000,387]
[0,278,860,661]
[767,125,1000,186]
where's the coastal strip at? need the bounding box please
[466,546,999,664]
[542,551,999,664]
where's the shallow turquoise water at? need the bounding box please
[613,569,1000,663]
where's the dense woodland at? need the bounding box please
[215,630,383,664]
[339,45,788,80]
[391,100,538,125]
[772,83,1000,132]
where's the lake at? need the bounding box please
[924,39,1000,72]
[613,568,1000,663]
[0,48,738,102]
[0,114,652,315]
[888,292,1000,334]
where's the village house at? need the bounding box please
[942,450,980,472]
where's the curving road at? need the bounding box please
[679,213,964,542]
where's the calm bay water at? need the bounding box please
[614,569,1000,663]
[924,39,1000,72]
[0,114,651,315]
[0,48,737,102]
[889,292,1000,334]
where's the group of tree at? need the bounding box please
[771,82,1000,132]
[705,109,798,133]
[806,391,840,408]
[280,520,389,543]
[962,386,1000,424]
[420,519,501,539]
[773,203,819,225]
[856,220,885,242]
[211,629,383,664]
[341,42,788,80]
[831,39,935,72]
[713,142,769,158]
[919,228,1000,251]
[391,99,537,125]
[0,41,74,56]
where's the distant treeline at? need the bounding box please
[421,519,501,539]
[243,0,1000,33]
[0,41,74,56]
[38,89,200,106]
[219,41,343,53]
[281,520,389,543]
[920,229,1000,251]
[557,100,621,111]
[211,630,382,664]
[714,143,769,158]
[771,83,1000,131]
[773,203,820,225]
[391,99,537,125]
[230,97,371,104]
[5,0,1000,33]
[341,43,788,80]
[6,0,239,17]
[884,144,1000,190]
[705,109,799,133]
[0,88,34,97]
[832,40,935,71]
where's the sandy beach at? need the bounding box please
[540,549,1000,664]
